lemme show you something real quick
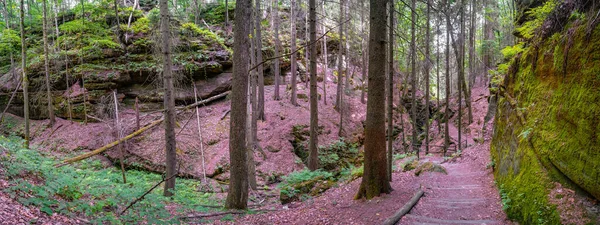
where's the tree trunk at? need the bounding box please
[255,0,265,121]
[436,14,441,134]
[225,0,229,29]
[248,7,258,190]
[343,1,349,94]
[410,0,418,155]
[424,0,431,155]
[355,0,391,200]
[193,86,207,182]
[458,0,465,151]
[42,0,55,126]
[19,0,29,148]
[386,0,393,182]
[113,91,127,184]
[321,1,327,105]
[335,0,344,110]
[360,0,367,104]
[306,0,318,171]
[290,0,298,105]
[159,0,177,197]
[444,0,451,156]
[272,0,281,100]
[225,0,251,210]
[336,0,345,136]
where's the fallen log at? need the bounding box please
[381,188,424,225]
[176,91,230,111]
[55,119,163,167]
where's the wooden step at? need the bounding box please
[404,214,504,225]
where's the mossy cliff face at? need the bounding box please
[491,1,600,224]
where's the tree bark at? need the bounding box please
[424,0,431,155]
[355,0,391,200]
[410,0,418,155]
[458,0,465,151]
[306,0,319,171]
[42,0,55,126]
[159,0,177,197]
[444,0,451,156]
[19,0,29,148]
[255,0,265,120]
[272,0,281,100]
[360,0,367,104]
[386,0,393,182]
[248,7,258,190]
[225,0,251,210]
[321,1,327,105]
[335,0,344,110]
[290,0,298,105]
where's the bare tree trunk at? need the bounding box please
[355,0,391,200]
[424,0,431,155]
[2,0,9,29]
[436,14,441,134]
[458,0,465,151]
[467,0,475,124]
[248,8,258,190]
[444,0,451,156]
[321,1,327,105]
[19,0,29,148]
[410,0,418,156]
[307,0,319,171]
[193,86,207,182]
[225,0,251,210]
[81,0,88,125]
[225,0,228,28]
[255,0,265,120]
[343,0,349,94]
[386,0,393,182]
[113,91,127,183]
[56,0,72,120]
[335,0,344,110]
[304,7,309,89]
[42,0,55,126]
[272,0,281,100]
[290,0,298,105]
[160,0,177,197]
[360,0,367,104]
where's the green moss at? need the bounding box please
[492,11,600,225]
[515,0,557,40]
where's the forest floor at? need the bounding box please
[223,85,515,225]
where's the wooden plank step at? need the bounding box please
[404,214,503,225]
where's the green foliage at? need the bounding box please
[0,135,216,224]
[0,29,20,56]
[199,2,234,25]
[501,42,525,60]
[122,17,151,34]
[278,169,333,198]
[515,0,557,39]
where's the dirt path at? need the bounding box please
[400,146,510,224]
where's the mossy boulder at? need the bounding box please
[414,162,447,176]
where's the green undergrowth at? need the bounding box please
[280,139,363,203]
[0,135,218,224]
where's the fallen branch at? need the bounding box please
[0,75,22,123]
[219,109,231,120]
[180,209,280,220]
[119,172,177,216]
[176,91,230,111]
[55,119,163,167]
[382,188,424,225]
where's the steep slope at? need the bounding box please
[491,0,600,223]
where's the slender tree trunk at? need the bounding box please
[410,0,418,156]
[225,0,228,28]
[307,0,319,171]
[360,0,367,104]
[42,0,55,126]
[2,0,9,28]
[436,15,441,134]
[343,1,349,94]
[304,7,309,89]
[386,0,393,182]
[193,86,207,182]
[113,91,127,183]
[248,7,258,190]
[255,0,265,120]
[321,1,327,105]
[458,0,465,150]
[444,0,451,156]
[290,0,298,105]
[225,0,251,210]
[424,0,431,155]
[160,0,177,197]
[355,0,391,200]
[335,0,344,110]
[57,0,72,120]
[272,0,281,100]
[81,0,88,125]
[467,0,475,124]
[19,0,29,148]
